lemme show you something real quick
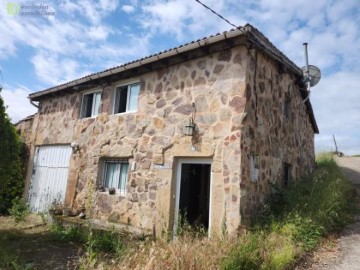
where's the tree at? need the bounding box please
[0,86,24,214]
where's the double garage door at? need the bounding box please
[28,145,72,212]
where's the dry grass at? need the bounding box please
[113,233,235,270]
[1,153,354,270]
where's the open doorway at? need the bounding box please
[174,159,212,236]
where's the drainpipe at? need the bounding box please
[303,43,311,103]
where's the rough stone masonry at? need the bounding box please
[17,29,317,237]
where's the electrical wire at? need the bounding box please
[194,0,239,29]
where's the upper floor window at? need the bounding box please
[114,82,140,114]
[81,91,101,118]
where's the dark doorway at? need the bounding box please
[179,163,211,229]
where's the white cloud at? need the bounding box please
[122,5,135,14]
[31,52,91,85]
[59,0,82,14]
[139,0,234,41]
[1,86,37,123]
[312,71,360,155]
[99,0,119,12]
[59,0,119,25]
[88,25,112,40]
[0,0,143,85]
[141,1,190,40]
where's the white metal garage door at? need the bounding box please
[28,145,72,212]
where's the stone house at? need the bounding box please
[18,24,318,236]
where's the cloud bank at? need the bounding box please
[0,0,358,155]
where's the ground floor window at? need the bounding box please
[283,162,292,187]
[103,160,129,195]
[250,153,260,182]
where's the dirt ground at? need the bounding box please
[0,214,82,269]
[298,156,360,270]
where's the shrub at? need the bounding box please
[221,234,263,270]
[91,229,125,254]
[9,197,29,222]
[0,87,25,215]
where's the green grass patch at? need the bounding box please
[50,223,126,254]
[0,247,22,270]
[221,153,356,270]
[49,222,128,268]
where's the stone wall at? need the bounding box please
[15,115,37,192]
[239,49,316,224]
[25,45,249,236]
[16,115,35,146]
[22,43,316,236]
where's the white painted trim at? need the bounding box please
[80,89,102,119]
[113,80,140,114]
[173,158,213,238]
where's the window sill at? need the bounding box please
[80,115,99,120]
[113,111,137,115]
[97,191,126,197]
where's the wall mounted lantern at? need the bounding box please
[184,117,196,136]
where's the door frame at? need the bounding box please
[173,158,213,238]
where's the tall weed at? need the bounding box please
[68,153,355,270]
[221,153,356,269]
[9,197,29,223]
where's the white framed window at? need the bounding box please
[114,82,140,114]
[80,91,101,118]
[250,153,260,182]
[103,160,129,195]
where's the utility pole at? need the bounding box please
[333,134,338,155]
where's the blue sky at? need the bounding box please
[0,0,359,155]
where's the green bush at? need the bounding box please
[91,230,125,253]
[0,87,25,215]
[9,197,29,222]
[221,234,263,270]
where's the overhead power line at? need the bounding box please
[194,0,239,29]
